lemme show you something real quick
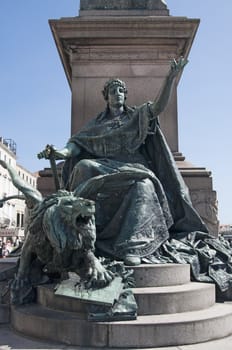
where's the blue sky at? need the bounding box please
[1,1,232,224]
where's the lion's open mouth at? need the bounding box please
[76,214,91,225]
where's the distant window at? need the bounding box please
[16,213,20,227]
[21,214,24,228]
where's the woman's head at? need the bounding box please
[102,78,127,102]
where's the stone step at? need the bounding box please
[37,281,215,316]
[36,263,191,314]
[134,282,215,315]
[37,284,86,314]
[108,304,232,348]
[132,263,190,287]
[11,303,232,348]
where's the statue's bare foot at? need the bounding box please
[124,254,141,266]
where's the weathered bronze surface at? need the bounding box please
[55,275,123,306]
[37,57,232,298]
[39,58,202,267]
[2,56,232,309]
[0,160,114,305]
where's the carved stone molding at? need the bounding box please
[63,43,186,64]
[49,17,199,86]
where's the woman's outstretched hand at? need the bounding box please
[170,57,188,78]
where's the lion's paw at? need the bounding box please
[86,256,114,289]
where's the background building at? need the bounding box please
[0,137,37,245]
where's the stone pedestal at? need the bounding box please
[49,15,197,152]
[38,1,218,234]
[10,264,232,347]
[176,156,218,234]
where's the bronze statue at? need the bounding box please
[0,160,114,305]
[38,58,208,267]
[2,58,232,302]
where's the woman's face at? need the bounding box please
[107,85,125,108]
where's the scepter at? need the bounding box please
[44,144,61,191]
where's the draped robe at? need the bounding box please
[62,102,208,260]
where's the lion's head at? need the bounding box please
[42,191,96,253]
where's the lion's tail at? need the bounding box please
[0,159,42,205]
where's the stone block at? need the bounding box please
[134,282,215,315]
[190,189,219,236]
[80,0,168,11]
[79,0,169,15]
[133,263,190,287]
